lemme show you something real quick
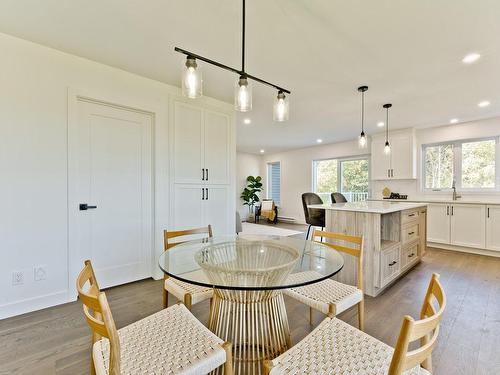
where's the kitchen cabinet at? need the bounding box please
[370,129,416,180]
[419,208,427,256]
[427,203,450,244]
[486,205,500,251]
[450,204,486,249]
[379,245,401,287]
[170,97,235,235]
[173,101,231,185]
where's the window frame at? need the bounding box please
[421,136,500,193]
[266,161,282,206]
[312,155,370,202]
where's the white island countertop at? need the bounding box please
[308,201,427,214]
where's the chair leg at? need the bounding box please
[358,299,365,331]
[184,293,192,310]
[222,341,233,375]
[305,224,312,240]
[89,340,96,375]
[309,306,314,325]
[163,288,169,309]
[263,360,273,375]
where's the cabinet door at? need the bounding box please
[204,110,231,185]
[419,209,427,256]
[427,203,450,244]
[172,184,204,230]
[173,101,204,184]
[380,246,401,287]
[450,204,486,249]
[204,185,232,235]
[390,134,415,179]
[371,138,391,180]
[486,205,500,251]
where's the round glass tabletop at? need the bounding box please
[158,234,344,291]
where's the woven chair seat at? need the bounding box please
[93,304,226,375]
[284,271,363,315]
[165,278,213,305]
[268,317,431,375]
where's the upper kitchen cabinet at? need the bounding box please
[172,100,232,185]
[371,129,417,180]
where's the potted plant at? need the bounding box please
[241,175,263,221]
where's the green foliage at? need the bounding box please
[240,176,263,210]
[315,159,368,193]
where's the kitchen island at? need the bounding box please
[308,201,427,296]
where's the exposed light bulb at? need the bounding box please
[273,91,289,122]
[384,141,391,155]
[359,132,367,148]
[235,76,252,112]
[181,57,202,99]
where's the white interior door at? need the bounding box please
[72,99,153,288]
[204,110,230,185]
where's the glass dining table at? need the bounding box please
[158,234,344,374]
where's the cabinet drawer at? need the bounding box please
[380,245,401,287]
[401,242,418,269]
[402,209,419,224]
[402,224,419,244]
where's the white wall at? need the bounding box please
[260,139,370,223]
[236,152,262,220]
[0,33,232,319]
[372,117,500,201]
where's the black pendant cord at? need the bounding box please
[361,91,365,133]
[242,0,245,74]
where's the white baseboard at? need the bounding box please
[428,242,500,258]
[0,290,71,320]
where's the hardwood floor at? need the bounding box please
[1,240,499,374]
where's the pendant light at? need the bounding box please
[273,90,289,122]
[175,0,290,118]
[358,86,368,148]
[383,103,392,155]
[182,56,202,99]
[235,75,252,111]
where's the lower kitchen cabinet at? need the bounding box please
[450,204,486,249]
[486,205,500,251]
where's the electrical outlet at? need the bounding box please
[34,265,47,281]
[12,271,24,286]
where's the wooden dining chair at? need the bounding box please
[163,225,214,310]
[77,260,233,375]
[284,229,365,329]
[264,273,446,375]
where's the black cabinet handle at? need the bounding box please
[202,169,205,181]
[487,207,490,218]
[408,231,415,235]
[447,206,449,216]
[451,206,454,216]
[206,169,209,181]
[389,261,397,266]
[79,203,97,210]
[408,213,415,217]
[206,188,209,200]
[202,188,205,200]
[408,253,415,258]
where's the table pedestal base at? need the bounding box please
[209,289,291,375]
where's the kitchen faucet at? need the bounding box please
[452,180,461,201]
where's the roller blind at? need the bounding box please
[267,162,281,205]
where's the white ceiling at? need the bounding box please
[0,0,499,154]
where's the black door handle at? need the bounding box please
[79,203,97,210]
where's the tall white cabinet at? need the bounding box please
[170,98,235,235]
[371,129,417,180]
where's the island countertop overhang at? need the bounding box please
[308,201,427,214]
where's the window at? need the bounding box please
[423,137,499,191]
[313,157,369,202]
[267,162,281,205]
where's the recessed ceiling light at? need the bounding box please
[478,101,490,108]
[450,118,459,124]
[260,149,265,153]
[462,53,481,64]
[377,122,384,127]
[316,139,323,143]
[243,118,251,124]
